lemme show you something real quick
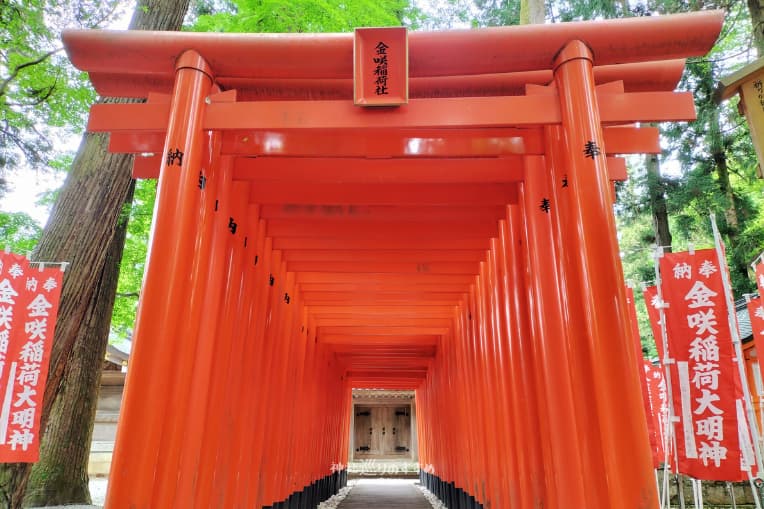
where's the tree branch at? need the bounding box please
[84,0,123,29]
[0,47,62,99]
[6,79,58,108]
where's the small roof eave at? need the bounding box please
[716,56,764,103]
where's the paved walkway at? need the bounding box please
[338,479,431,509]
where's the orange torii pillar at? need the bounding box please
[173,143,233,507]
[100,49,349,508]
[550,40,658,508]
[105,50,214,508]
[519,155,589,508]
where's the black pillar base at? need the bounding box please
[419,469,484,509]
[267,469,347,509]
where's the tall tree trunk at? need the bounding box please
[646,152,672,252]
[709,103,748,287]
[520,0,545,24]
[22,183,134,507]
[749,0,764,56]
[0,1,189,506]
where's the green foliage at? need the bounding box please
[408,0,479,29]
[0,211,42,253]
[111,180,154,339]
[192,0,410,33]
[472,0,520,26]
[550,0,631,21]
[0,0,128,190]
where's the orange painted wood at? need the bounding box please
[265,219,499,238]
[287,261,480,274]
[545,124,611,508]
[283,249,489,262]
[312,317,452,327]
[63,11,721,86]
[209,95,562,129]
[131,153,161,179]
[520,155,589,507]
[602,125,660,153]
[260,205,507,223]
[235,127,544,158]
[249,182,517,206]
[354,27,408,106]
[502,209,544,506]
[104,51,213,509]
[309,305,454,315]
[193,182,250,508]
[553,41,659,508]
[173,150,233,509]
[300,292,463,305]
[486,240,519,504]
[220,128,542,157]
[321,336,438,345]
[87,91,695,133]
[210,187,254,507]
[231,210,268,505]
[133,152,634,181]
[245,240,278,506]
[297,282,470,293]
[296,272,475,285]
[234,156,523,183]
[317,326,449,336]
[90,60,687,101]
[150,136,225,508]
[273,237,491,250]
[70,11,729,509]
[113,125,657,158]
[607,157,628,181]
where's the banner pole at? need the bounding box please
[726,480,737,508]
[690,477,697,508]
[711,213,764,476]
[653,246,681,502]
[748,475,763,509]
[677,473,686,509]
[655,467,665,509]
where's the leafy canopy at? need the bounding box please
[0,0,128,189]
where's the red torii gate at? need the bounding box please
[63,11,723,509]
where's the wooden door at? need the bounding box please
[354,404,412,457]
[354,406,372,454]
[392,405,411,454]
[375,406,395,454]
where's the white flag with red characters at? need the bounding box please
[0,252,63,462]
[659,249,756,481]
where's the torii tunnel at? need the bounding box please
[64,11,723,509]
